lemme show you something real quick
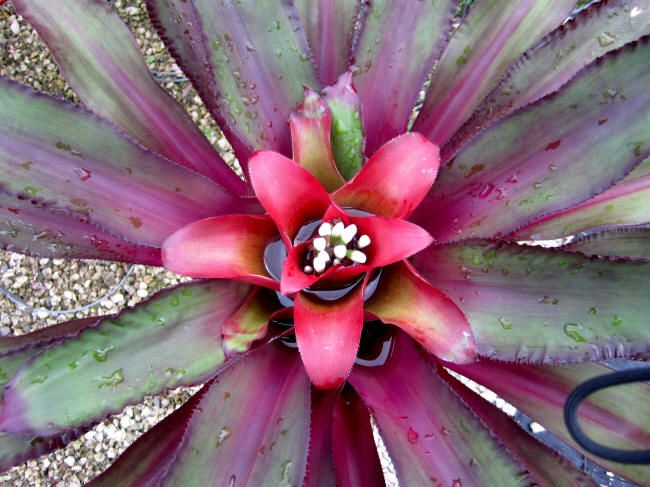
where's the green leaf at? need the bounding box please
[323,72,365,179]
[414,240,650,362]
[0,280,251,435]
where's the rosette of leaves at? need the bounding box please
[1,0,650,485]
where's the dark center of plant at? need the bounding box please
[274,317,396,367]
[263,210,382,306]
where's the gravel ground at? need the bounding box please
[0,1,398,484]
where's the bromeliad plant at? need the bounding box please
[1,0,650,484]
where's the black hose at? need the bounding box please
[564,367,650,464]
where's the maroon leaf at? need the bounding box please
[119,342,309,485]
[441,366,596,486]
[412,39,650,242]
[331,387,385,487]
[1,79,259,254]
[413,0,575,147]
[348,331,526,486]
[295,0,360,86]
[145,0,321,168]
[303,388,339,487]
[352,0,455,153]
[450,360,650,484]
[0,196,161,265]
[13,0,246,193]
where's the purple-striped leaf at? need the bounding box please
[0,429,85,475]
[413,240,650,363]
[0,317,105,471]
[449,0,650,158]
[565,225,650,260]
[295,0,360,86]
[146,0,321,168]
[517,158,650,240]
[351,0,454,154]
[304,388,338,487]
[413,0,575,147]
[331,387,384,487]
[0,280,251,436]
[0,317,101,358]
[441,367,596,486]
[0,79,258,252]
[144,0,251,168]
[450,361,650,484]
[12,0,245,194]
[0,196,161,265]
[348,331,526,486]
[90,389,200,486]
[150,342,310,485]
[412,39,650,242]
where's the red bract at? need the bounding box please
[163,111,475,388]
[2,0,650,485]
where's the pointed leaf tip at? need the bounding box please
[294,282,365,389]
[324,70,365,180]
[290,89,345,191]
[366,261,476,364]
[333,133,440,219]
[249,151,332,247]
[161,214,279,289]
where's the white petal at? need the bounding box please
[318,222,332,236]
[313,237,327,252]
[341,224,358,244]
[348,250,367,264]
[313,258,326,273]
[333,245,347,259]
[357,234,371,249]
[317,250,331,262]
[331,221,344,237]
